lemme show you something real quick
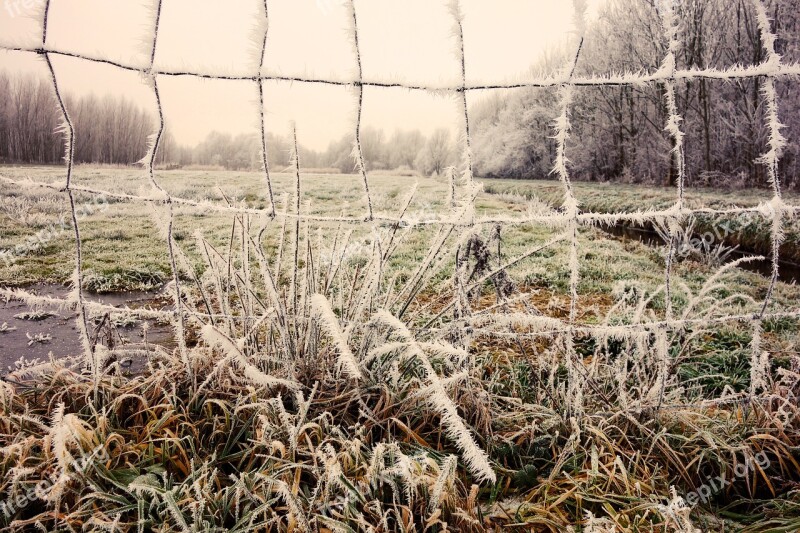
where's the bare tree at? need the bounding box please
[471,0,800,190]
[388,129,425,169]
[415,128,454,177]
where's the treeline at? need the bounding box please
[0,73,63,164]
[321,128,456,175]
[167,127,458,176]
[472,0,800,189]
[0,70,459,176]
[0,72,303,169]
[0,72,169,165]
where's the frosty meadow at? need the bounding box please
[0,0,799,531]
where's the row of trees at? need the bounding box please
[321,128,456,175]
[0,73,65,164]
[0,70,459,176]
[0,72,166,166]
[472,0,800,189]
[156,127,458,175]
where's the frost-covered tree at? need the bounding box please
[472,90,558,179]
[471,0,800,189]
[388,129,426,169]
[414,128,454,177]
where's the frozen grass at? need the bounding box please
[1,166,797,303]
[0,166,799,531]
[484,179,800,264]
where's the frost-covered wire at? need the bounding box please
[38,0,94,386]
[5,44,799,89]
[253,0,277,218]
[346,0,374,221]
[141,0,191,381]
[2,0,797,424]
[750,0,787,319]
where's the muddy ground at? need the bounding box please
[0,284,174,375]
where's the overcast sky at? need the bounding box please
[0,0,603,150]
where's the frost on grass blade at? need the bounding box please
[201,325,300,391]
[310,294,363,381]
[373,310,496,484]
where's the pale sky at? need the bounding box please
[0,0,603,150]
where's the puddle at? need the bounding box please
[602,224,800,284]
[0,284,175,375]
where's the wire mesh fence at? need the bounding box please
[0,0,798,416]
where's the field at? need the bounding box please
[2,167,798,295]
[1,165,799,531]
